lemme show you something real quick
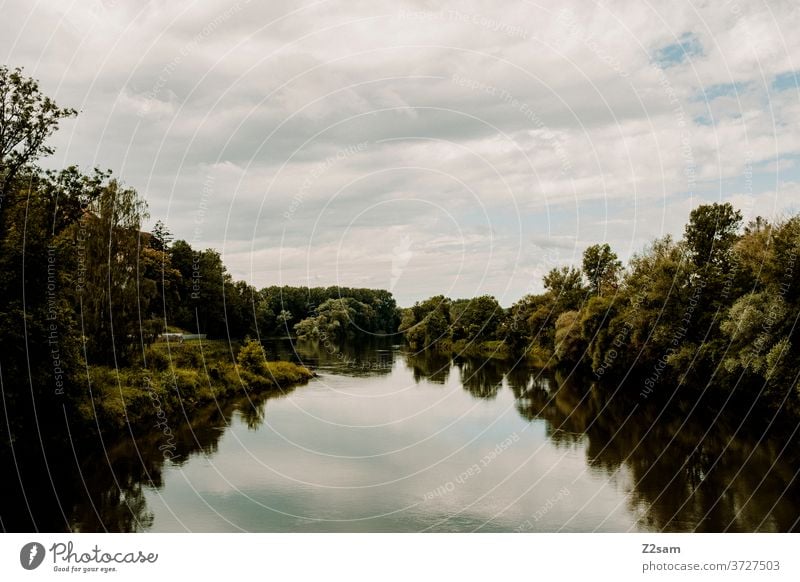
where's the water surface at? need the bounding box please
[3,339,797,532]
[140,340,799,532]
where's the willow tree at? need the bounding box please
[80,180,151,365]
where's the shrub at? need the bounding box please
[237,338,268,376]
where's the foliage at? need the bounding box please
[0,68,319,441]
[83,340,312,432]
[79,179,150,364]
[399,206,800,413]
[684,202,742,269]
[237,338,313,391]
[294,297,376,341]
[543,265,586,310]
[582,243,622,296]
[0,65,77,199]
[450,295,503,344]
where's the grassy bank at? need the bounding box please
[81,339,314,433]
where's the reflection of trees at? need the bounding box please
[1,338,392,533]
[5,344,798,533]
[235,387,300,431]
[512,372,800,532]
[0,390,294,532]
[404,349,452,384]
[454,357,505,399]
[268,338,396,377]
[0,427,156,532]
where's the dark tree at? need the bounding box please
[0,66,76,208]
[684,202,742,268]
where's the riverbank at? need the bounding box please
[81,339,314,434]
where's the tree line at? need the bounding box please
[401,203,800,411]
[0,66,395,436]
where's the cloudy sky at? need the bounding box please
[3,0,799,305]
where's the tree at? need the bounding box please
[224,279,257,339]
[277,309,293,327]
[503,293,556,357]
[237,337,269,376]
[293,298,377,341]
[0,71,88,436]
[150,220,172,252]
[80,179,150,364]
[166,239,196,329]
[554,310,584,363]
[543,266,586,311]
[720,292,788,376]
[450,295,502,343]
[0,66,76,206]
[191,249,230,337]
[398,295,451,349]
[582,243,621,296]
[684,202,742,268]
[423,308,450,346]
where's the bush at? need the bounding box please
[237,338,268,376]
[81,340,312,434]
[265,361,314,385]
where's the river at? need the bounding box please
[3,339,798,532]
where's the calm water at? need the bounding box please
[3,339,799,532]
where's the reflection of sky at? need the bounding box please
[145,357,639,532]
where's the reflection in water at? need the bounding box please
[266,338,397,377]
[1,339,798,532]
[508,371,800,532]
[454,356,506,399]
[1,385,300,532]
[404,349,451,384]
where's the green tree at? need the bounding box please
[543,266,586,311]
[166,239,196,329]
[237,337,268,376]
[450,295,502,343]
[503,293,556,359]
[80,179,150,364]
[554,310,584,363]
[423,307,451,347]
[294,298,376,341]
[582,243,622,296]
[720,292,788,376]
[398,295,451,349]
[684,202,742,269]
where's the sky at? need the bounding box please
[2,0,799,306]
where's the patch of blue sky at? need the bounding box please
[691,81,750,103]
[652,32,703,68]
[753,154,800,172]
[772,71,799,92]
